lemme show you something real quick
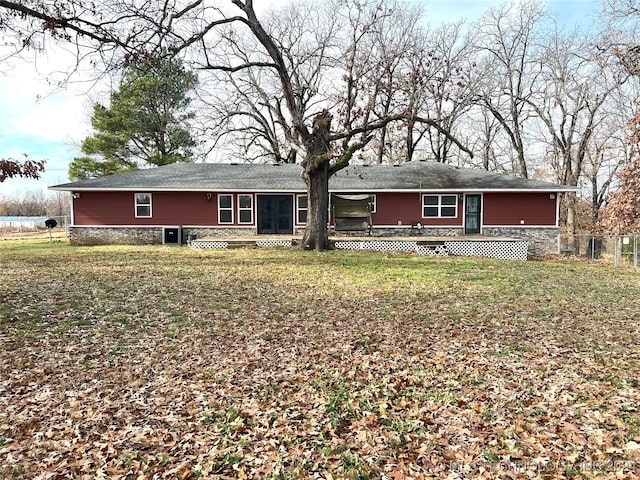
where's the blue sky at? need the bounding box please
[0,0,603,198]
[421,0,602,25]
[0,48,90,198]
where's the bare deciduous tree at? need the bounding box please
[1,0,472,250]
[602,0,640,75]
[413,21,476,164]
[526,25,628,246]
[7,0,635,244]
[473,1,546,178]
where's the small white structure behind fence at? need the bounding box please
[0,216,70,239]
[558,234,639,268]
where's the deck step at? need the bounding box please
[417,240,446,246]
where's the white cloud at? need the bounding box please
[0,46,92,196]
[0,57,88,143]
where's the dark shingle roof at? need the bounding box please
[50,161,574,192]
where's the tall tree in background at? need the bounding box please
[598,0,640,233]
[357,2,420,164]
[204,1,472,162]
[69,55,198,180]
[473,1,546,178]
[604,0,640,75]
[412,21,475,164]
[596,153,640,233]
[598,109,640,233]
[582,103,636,230]
[197,1,341,165]
[527,25,628,248]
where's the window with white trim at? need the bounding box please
[238,194,253,224]
[369,194,377,214]
[135,193,152,218]
[422,194,457,218]
[297,195,308,224]
[218,194,233,224]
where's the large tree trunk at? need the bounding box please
[565,168,580,254]
[302,159,331,251]
[566,191,579,255]
[301,110,333,251]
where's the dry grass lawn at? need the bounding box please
[1,241,639,479]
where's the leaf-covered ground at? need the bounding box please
[1,241,639,479]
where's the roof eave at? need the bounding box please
[50,186,578,193]
[48,186,308,193]
[333,186,578,193]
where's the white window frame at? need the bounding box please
[422,194,458,218]
[296,194,308,225]
[218,194,234,224]
[238,194,253,224]
[369,194,377,214]
[135,193,152,218]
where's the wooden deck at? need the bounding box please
[190,235,529,260]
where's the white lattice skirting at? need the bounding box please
[255,240,293,247]
[334,240,418,252]
[336,240,528,260]
[191,239,293,249]
[191,241,229,249]
[191,238,528,260]
[444,240,528,261]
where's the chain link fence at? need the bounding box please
[0,215,70,241]
[558,234,639,268]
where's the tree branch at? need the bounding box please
[199,61,278,73]
[0,0,124,46]
[231,0,310,141]
[329,135,374,176]
[331,114,474,159]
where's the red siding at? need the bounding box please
[483,192,557,226]
[371,192,463,227]
[74,192,239,226]
[73,190,558,228]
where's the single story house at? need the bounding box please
[49,160,575,255]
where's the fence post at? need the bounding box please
[614,235,619,268]
[635,234,638,269]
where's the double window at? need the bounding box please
[423,194,457,218]
[135,193,152,218]
[219,194,254,224]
